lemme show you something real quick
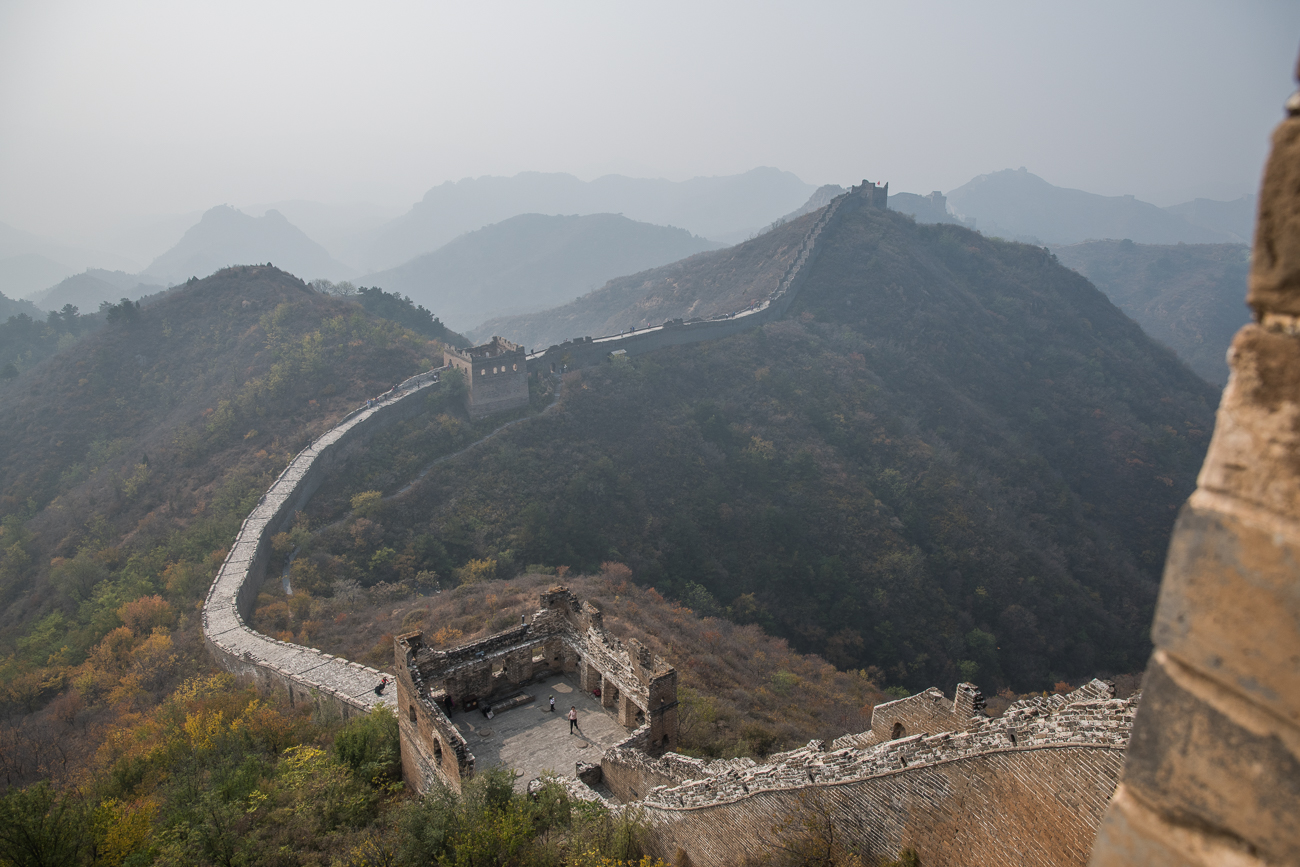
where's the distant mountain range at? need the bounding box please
[27,269,165,313]
[945,168,1250,245]
[366,212,721,332]
[0,221,141,298]
[141,206,355,286]
[467,210,817,348]
[362,168,815,270]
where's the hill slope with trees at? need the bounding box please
[1052,240,1251,385]
[469,210,820,348]
[305,205,1217,695]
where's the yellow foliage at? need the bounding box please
[350,490,383,517]
[94,797,157,867]
[457,557,497,585]
[119,595,174,633]
[183,708,226,751]
[431,626,463,647]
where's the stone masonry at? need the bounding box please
[202,368,444,719]
[609,679,1135,867]
[393,586,678,794]
[525,182,871,373]
[444,336,530,419]
[1087,53,1300,867]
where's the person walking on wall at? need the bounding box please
[568,706,578,733]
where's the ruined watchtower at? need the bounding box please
[848,179,890,209]
[443,336,529,419]
[393,587,678,794]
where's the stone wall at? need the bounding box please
[628,688,1134,867]
[864,682,986,742]
[1087,57,1300,867]
[445,336,530,419]
[393,587,679,793]
[526,183,859,374]
[202,368,446,719]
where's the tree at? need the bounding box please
[0,782,91,867]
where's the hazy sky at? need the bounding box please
[2,0,1298,243]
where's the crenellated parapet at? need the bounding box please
[617,680,1136,867]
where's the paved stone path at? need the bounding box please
[450,674,629,787]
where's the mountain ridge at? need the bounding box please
[365,212,721,332]
[947,168,1244,245]
[363,167,815,269]
[142,206,356,286]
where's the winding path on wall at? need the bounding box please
[200,194,850,720]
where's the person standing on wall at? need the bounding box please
[569,706,579,733]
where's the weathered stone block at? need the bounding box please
[1249,115,1300,316]
[1153,502,1300,725]
[1119,655,1300,864]
[1196,326,1300,519]
[1089,785,1265,867]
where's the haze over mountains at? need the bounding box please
[1,165,1259,396]
[366,213,721,331]
[946,168,1253,245]
[1053,240,1251,385]
[470,210,818,348]
[141,205,355,287]
[361,168,816,270]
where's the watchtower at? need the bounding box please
[443,336,530,419]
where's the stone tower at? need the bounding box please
[443,336,530,419]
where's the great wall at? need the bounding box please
[201,74,1300,866]
[200,178,884,725]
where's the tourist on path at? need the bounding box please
[569,706,579,733]
[549,696,555,713]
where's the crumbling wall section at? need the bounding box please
[637,692,1135,867]
[396,587,680,795]
[394,631,474,792]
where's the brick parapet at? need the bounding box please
[635,694,1135,812]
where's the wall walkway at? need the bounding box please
[201,189,860,720]
[202,369,446,719]
[526,192,847,372]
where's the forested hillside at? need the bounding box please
[301,205,1218,694]
[1053,240,1251,385]
[0,266,448,783]
[471,210,819,349]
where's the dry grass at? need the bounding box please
[254,566,883,758]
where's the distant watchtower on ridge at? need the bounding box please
[848,179,889,209]
[444,336,530,419]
